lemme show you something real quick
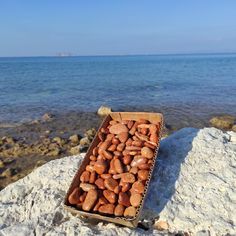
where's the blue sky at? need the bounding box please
[0,0,236,57]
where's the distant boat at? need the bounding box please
[56,52,73,57]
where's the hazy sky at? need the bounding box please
[0,0,236,57]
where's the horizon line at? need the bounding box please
[0,51,236,59]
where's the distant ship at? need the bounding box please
[56,52,73,57]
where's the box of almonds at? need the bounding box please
[64,112,163,228]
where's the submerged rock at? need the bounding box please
[42,113,54,122]
[0,168,19,178]
[79,137,91,146]
[46,147,60,157]
[0,160,4,168]
[210,115,235,129]
[52,137,65,146]
[69,145,81,155]
[84,128,96,141]
[0,127,235,235]
[97,105,112,117]
[69,134,79,144]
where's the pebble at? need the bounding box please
[69,134,79,144]
[97,106,112,117]
[0,160,5,168]
[153,220,169,231]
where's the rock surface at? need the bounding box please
[97,106,112,117]
[210,115,235,129]
[0,128,236,235]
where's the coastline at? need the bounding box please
[0,109,235,190]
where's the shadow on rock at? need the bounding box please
[141,127,199,225]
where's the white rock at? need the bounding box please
[0,128,235,235]
[97,106,112,116]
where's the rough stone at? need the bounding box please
[79,137,91,146]
[232,125,236,132]
[153,220,169,231]
[0,160,4,168]
[0,168,12,178]
[69,145,81,155]
[84,128,96,140]
[0,128,235,235]
[52,137,65,146]
[42,113,54,122]
[69,134,79,144]
[97,105,112,117]
[210,115,235,129]
[46,148,60,157]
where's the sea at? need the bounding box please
[0,53,236,127]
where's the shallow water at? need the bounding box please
[0,54,236,125]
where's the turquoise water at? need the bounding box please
[0,54,236,123]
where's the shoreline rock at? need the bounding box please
[97,106,112,117]
[0,127,235,235]
[209,115,235,129]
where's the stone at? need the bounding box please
[3,158,15,165]
[42,113,54,122]
[52,137,65,146]
[69,134,79,144]
[46,148,60,156]
[10,173,26,182]
[79,137,91,146]
[153,220,169,231]
[228,131,236,143]
[42,138,51,145]
[69,145,81,155]
[97,105,112,117]
[0,160,4,168]
[209,115,235,129]
[30,119,40,125]
[84,128,96,140]
[0,128,235,236]
[232,125,236,132]
[0,168,12,178]
[35,160,47,168]
[48,142,59,150]
[1,136,15,145]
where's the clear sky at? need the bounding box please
[0,0,236,57]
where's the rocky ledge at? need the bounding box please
[0,128,235,235]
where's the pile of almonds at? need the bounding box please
[68,119,160,218]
